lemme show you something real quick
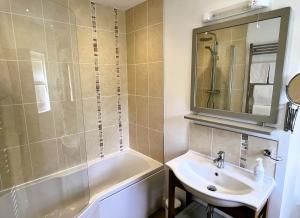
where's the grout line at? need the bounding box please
[126,22,163,34]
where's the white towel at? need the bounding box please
[252,105,271,116]
[250,62,276,84]
[253,85,273,106]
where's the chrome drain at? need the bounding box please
[207,185,217,192]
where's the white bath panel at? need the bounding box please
[97,170,164,218]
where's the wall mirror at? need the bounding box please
[284,73,300,132]
[287,74,300,105]
[191,7,290,123]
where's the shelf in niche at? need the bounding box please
[184,113,275,135]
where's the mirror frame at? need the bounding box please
[287,73,300,106]
[191,7,290,124]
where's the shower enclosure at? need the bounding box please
[0,0,90,217]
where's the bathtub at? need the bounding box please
[0,149,164,218]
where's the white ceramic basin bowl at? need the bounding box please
[166,150,275,210]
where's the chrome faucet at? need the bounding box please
[213,151,225,168]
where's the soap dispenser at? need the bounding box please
[254,158,264,183]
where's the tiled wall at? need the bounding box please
[70,0,129,161]
[196,25,247,112]
[126,0,164,163]
[0,0,129,190]
[189,123,278,177]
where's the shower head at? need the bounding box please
[200,37,213,41]
[200,32,218,43]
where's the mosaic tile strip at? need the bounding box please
[91,1,104,157]
[240,134,249,168]
[114,8,124,151]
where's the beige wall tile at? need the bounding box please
[0,13,17,60]
[136,96,148,126]
[96,4,114,31]
[136,64,148,96]
[0,105,28,148]
[24,103,56,143]
[103,125,119,155]
[85,130,100,161]
[119,34,128,65]
[126,33,135,64]
[76,26,94,64]
[129,123,137,150]
[19,61,41,103]
[122,123,129,147]
[101,96,118,127]
[30,139,59,177]
[247,136,278,177]
[13,15,46,60]
[69,0,91,27]
[136,125,149,155]
[127,65,136,95]
[100,65,117,96]
[82,98,97,131]
[75,100,85,133]
[80,64,96,98]
[0,61,22,105]
[120,65,128,95]
[149,129,163,163]
[231,90,243,113]
[217,41,231,66]
[57,133,83,169]
[133,1,147,30]
[212,129,241,165]
[149,62,163,97]
[232,64,245,90]
[53,101,80,137]
[216,28,231,42]
[73,63,83,98]
[98,30,115,65]
[148,0,163,25]
[128,95,136,123]
[149,97,163,131]
[121,95,129,124]
[189,124,212,156]
[231,25,247,41]
[47,62,76,102]
[148,23,163,62]
[118,10,126,34]
[125,8,134,33]
[42,0,69,23]
[0,0,10,12]
[11,0,43,18]
[71,25,79,63]
[135,28,148,63]
[45,21,72,62]
[0,146,32,189]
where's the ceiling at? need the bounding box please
[94,0,146,10]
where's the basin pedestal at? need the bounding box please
[168,170,268,218]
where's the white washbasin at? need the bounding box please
[166,150,275,210]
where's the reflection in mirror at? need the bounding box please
[195,17,281,116]
[287,74,300,105]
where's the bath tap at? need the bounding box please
[213,151,225,169]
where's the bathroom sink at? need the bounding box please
[166,150,275,210]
